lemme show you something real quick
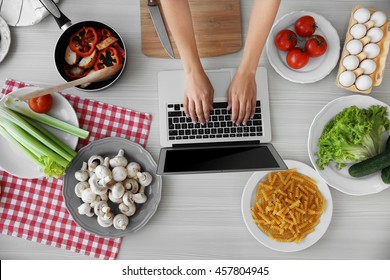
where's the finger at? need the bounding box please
[231,97,239,124]
[236,101,247,125]
[183,96,190,118]
[202,100,211,123]
[195,100,206,124]
[188,100,197,123]
[242,102,252,125]
[227,88,232,111]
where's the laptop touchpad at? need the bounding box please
[207,71,232,98]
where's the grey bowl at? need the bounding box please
[63,137,162,238]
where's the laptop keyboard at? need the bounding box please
[167,101,263,141]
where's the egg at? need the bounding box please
[354,8,371,23]
[359,59,377,74]
[355,75,373,91]
[346,39,363,55]
[350,24,367,39]
[342,55,360,70]
[363,43,380,58]
[339,71,356,87]
[366,27,384,43]
[370,11,387,27]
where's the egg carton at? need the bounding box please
[336,5,390,94]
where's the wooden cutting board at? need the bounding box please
[140,0,242,58]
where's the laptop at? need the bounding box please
[156,67,287,175]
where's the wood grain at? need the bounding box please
[140,0,243,58]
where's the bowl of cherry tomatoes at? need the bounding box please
[266,11,340,83]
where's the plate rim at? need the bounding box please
[0,86,79,178]
[0,15,11,63]
[62,136,162,238]
[307,95,390,195]
[241,159,333,252]
[266,10,340,84]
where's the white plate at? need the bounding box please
[241,160,333,252]
[63,137,162,237]
[0,15,11,63]
[266,11,340,83]
[0,86,79,178]
[308,95,390,195]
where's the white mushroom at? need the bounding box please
[110,182,125,199]
[113,214,129,230]
[126,162,141,178]
[133,185,147,204]
[109,149,128,168]
[99,192,108,201]
[75,162,89,182]
[122,191,134,206]
[92,200,109,217]
[74,181,89,198]
[119,202,136,217]
[97,207,114,227]
[94,157,112,180]
[87,155,104,172]
[108,190,123,204]
[77,202,94,217]
[123,178,139,194]
[133,193,147,204]
[112,166,127,182]
[89,174,109,195]
[136,171,153,187]
[81,188,97,203]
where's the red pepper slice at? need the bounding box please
[63,65,88,79]
[69,26,98,57]
[96,28,113,41]
[94,46,123,71]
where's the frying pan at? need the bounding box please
[39,0,126,91]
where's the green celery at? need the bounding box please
[0,125,46,172]
[4,97,89,139]
[0,117,69,168]
[21,113,77,158]
[0,106,75,162]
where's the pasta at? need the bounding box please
[251,168,326,243]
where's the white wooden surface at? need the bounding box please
[1,0,390,260]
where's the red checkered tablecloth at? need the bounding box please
[0,79,152,259]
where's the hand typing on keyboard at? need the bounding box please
[167,101,263,141]
[183,70,214,125]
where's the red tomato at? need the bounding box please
[274,29,298,51]
[305,35,328,57]
[28,95,53,114]
[286,48,310,69]
[294,16,317,37]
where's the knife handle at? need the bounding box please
[148,0,158,7]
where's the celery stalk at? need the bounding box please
[4,97,89,139]
[0,107,75,162]
[0,117,69,168]
[22,115,77,158]
[0,125,46,172]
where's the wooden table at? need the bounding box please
[0,0,390,260]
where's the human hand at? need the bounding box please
[228,71,257,125]
[183,70,214,124]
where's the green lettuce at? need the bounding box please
[316,105,390,170]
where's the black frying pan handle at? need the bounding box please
[39,0,72,30]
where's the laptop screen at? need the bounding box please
[157,143,287,175]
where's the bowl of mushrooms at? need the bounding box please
[62,137,162,238]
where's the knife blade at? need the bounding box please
[147,0,175,58]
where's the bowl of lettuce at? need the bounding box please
[308,95,390,195]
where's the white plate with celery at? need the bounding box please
[0,86,88,179]
[308,95,390,195]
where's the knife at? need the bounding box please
[147,0,175,58]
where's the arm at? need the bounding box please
[160,0,213,124]
[229,0,280,125]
